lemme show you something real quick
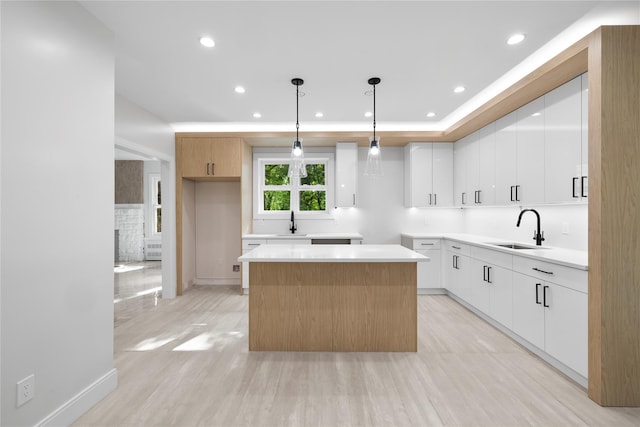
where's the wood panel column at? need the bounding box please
[588,25,640,406]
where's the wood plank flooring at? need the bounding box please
[74,285,640,426]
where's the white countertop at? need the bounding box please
[401,232,588,270]
[243,233,363,240]
[238,244,429,263]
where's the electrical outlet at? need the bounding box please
[232,264,240,272]
[16,374,35,407]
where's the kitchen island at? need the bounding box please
[238,244,428,352]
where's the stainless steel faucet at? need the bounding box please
[517,208,545,246]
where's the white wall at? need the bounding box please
[182,180,196,291]
[1,2,116,425]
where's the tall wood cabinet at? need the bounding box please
[175,135,252,296]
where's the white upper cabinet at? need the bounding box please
[477,123,496,205]
[494,111,518,205]
[335,142,358,207]
[516,97,546,204]
[432,143,454,207]
[453,137,470,207]
[404,142,453,207]
[544,76,583,203]
[581,73,589,198]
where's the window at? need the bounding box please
[151,175,161,235]
[255,153,334,218]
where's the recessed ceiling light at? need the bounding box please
[532,112,541,117]
[507,33,526,45]
[199,37,215,48]
[364,111,373,118]
[253,112,262,118]
[234,86,245,94]
[315,112,324,118]
[454,86,465,94]
[426,112,436,118]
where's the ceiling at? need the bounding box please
[81,1,633,146]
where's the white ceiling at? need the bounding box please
[81,1,636,139]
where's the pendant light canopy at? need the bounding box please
[289,77,307,178]
[365,77,382,177]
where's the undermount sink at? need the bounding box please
[486,243,545,250]
[275,234,308,237]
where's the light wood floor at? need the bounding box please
[74,285,640,426]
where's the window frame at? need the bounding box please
[150,174,161,236]
[254,152,334,219]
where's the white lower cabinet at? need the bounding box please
[440,240,587,381]
[512,263,588,378]
[400,237,442,290]
[444,241,471,302]
[470,259,513,329]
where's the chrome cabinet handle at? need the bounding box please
[420,243,434,246]
[353,194,356,205]
[572,177,579,198]
[207,163,210,175]
[452,245,461,250]
[535,283,541,304]
[434,194,437,205]
[581,176,588,197]
[211,163,215,175]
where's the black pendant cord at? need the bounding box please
[372,83,376,142]
[296,83,300,142]
[368,77,380,143]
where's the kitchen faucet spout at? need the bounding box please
[517,208,545,246]
[289,210,297,234]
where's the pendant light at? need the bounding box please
[364,77,382,176]
[289,78,307,178]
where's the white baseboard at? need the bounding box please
[417,288,447,295]
[36,368,118,427]
[193,278,241,286]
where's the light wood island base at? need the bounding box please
[249,262,417,352]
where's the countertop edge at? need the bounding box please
[401,233,588,270]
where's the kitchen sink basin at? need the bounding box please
[486,243,544,250]
[275,234,308,237]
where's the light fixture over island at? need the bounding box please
[238,244,429,352]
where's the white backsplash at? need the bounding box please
[252,147,588,251]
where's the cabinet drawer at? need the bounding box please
[470,246,513,270]
[445,240,470,256]
[242,239,267,250]
[513,256,587,293]
[412,239,441,250]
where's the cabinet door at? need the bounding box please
[544,76,582,203]
[512,272,545,349]
[336,142,358,207]
[580,73,589,196]
[465,133,480,205]
[470,259,491,314]
[209,139,242,177]
[477,123,496,205]
[416,249,441,289]
[181,138,212,178]
[453,139,469,207]
[405,143,433,207]
[516,98,545,204]
[455,254,472,303]
[488,265,513,329]
[494,112,518,205]
[544,282,588,377]
[432,143,453,207]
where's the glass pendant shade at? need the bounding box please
[364,137,383,176]
[289,138,307,178]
